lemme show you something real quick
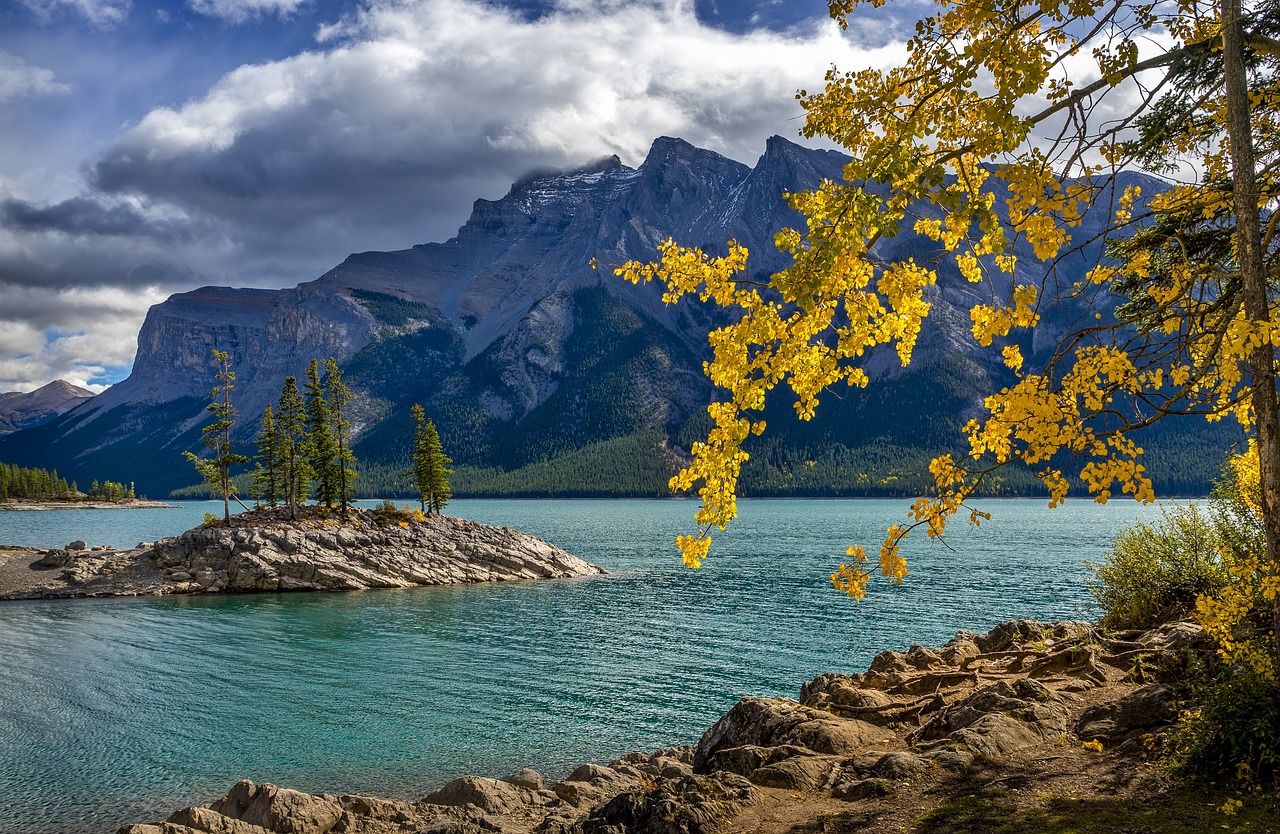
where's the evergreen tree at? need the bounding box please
[183,348,248,524]
[408,403,430,513]
[322,357,357,519]
[276,376,309,520]
[423,417,453,516]
[251,404,280,508]
[303,358,339,509]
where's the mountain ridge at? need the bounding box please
[0,136,1238,497]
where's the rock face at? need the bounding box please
[116,619,1205,834]
[0,511,603,600]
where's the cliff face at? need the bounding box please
[0,136,1221,496]
[0,380,94,435]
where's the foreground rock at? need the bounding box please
[116,619,1222,834]
[0,509,603,600]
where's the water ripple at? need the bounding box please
[0,497,1169,834]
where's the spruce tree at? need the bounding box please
[322,357,357,519]
[408,403,430,513]
[275,376,308,520]
[251,404,280,508]
[183,348,248,524]
[303,358,339,509]
[423,417,452,516]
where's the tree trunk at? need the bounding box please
[1222,0,1280,671]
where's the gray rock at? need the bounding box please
[1075,684,1176,747]
[500,768,546,791]
[38,549,73,568]
[67,540,87,551]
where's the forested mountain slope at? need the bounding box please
[0,137,1238,497]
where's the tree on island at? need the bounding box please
[300,358,358,518]
[184,348,248,524]
[619,0,1280,670]
[407,403,452,515]
[275,376,310,520]
[303,358,339,510]
[251,404,280,508]
[322,357,358,519]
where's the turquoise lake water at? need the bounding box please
[0,497,1170,834]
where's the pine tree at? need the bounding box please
[183,348,248,524]
[408,403,430,513]
[423,417,452,516]
[275,376,309,520]
[303,358,339,510]
[322,357,357,519]
[251,403,280,508]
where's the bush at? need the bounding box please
[1088,505,1230,630]
[1168,669,1280,789]
[369,500,426,526]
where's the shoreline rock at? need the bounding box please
[115,618,1219,834]
[0,509,604,600]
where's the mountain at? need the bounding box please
[0,137,1239,497]
[0,380,94,436]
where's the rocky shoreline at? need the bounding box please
[116,618,1237,834]
[0,510,603,600]
[0,498,177,510]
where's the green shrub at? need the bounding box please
[1167,669,1280,788]
[1087,505,1229,630]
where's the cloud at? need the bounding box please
[0,51,70,102]
[17,0,131,28]
[0,285,166,392]
[6,0,901,390]
[187,0,313,24]
[92,0,890,249]
[0,195,206,243]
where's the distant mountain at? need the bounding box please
[0,380,94,436]
[0,137,1239,497]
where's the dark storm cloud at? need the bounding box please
[1,195,204,243]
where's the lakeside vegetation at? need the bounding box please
[0,461,135,503]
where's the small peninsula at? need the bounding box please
[0,506,603,600]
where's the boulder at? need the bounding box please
[422,776,530,814]
[501,768,547,791]
[579,774,757,834]
[694,697,894,772]
[67,540,87,551]
[1075,684,1177,748]
[38,549,73,568]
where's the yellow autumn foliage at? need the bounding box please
[615,0,1280,600]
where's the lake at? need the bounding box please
[0,497,1168,834]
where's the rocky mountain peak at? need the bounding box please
[0,379,95,436]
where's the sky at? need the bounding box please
[0,0,925,393]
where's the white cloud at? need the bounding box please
[0,285,165,392]
[10,0,903,390]
[187,0,313,24]
[18,0,131,28]
[0,51,71,103]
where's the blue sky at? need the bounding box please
[0,0,913,391]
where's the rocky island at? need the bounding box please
[117,617,1263,834]
[0,507,603,600]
